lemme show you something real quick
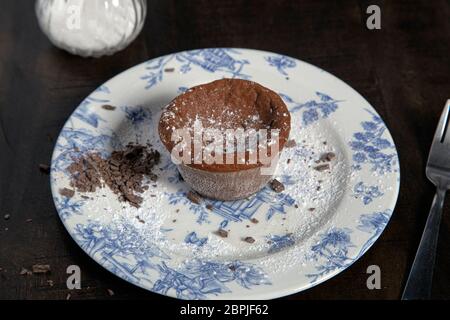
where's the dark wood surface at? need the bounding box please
[0,0,449,300]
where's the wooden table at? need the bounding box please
[0,0,449,300]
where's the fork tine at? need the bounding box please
[436,100,450,143]
[427,100,450,174]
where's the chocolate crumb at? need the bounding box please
[39,164,50,174]
[294,204,299,208]
[308,208,316,212]
[215,229,228,238]
[164,67,175,73]
[228,264,236,271]
[270,179,285,193]
[323,141,327,145]
[176,209,180,213]
[4,214,10,220]
[246,225,250,228]
[206,204,213,210]
[314,164,330,172]
[20,268,32,276]
[244,237,256,244]
[287,158,291,164]
[250,218,259,224]
[46,134,54,143]
[172,219,177,223]
[318,152,336,162]
[285,139,297,148]
[135,216,145,224]
[101,104,116,111]
[316,186,321,191]
[32,264,51,274]
[187,191,202,204]
[59,188,75,198]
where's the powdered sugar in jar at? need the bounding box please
[35,0,147,57]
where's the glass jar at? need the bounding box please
[35,0,147,57]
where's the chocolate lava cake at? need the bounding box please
[159,78,291,200]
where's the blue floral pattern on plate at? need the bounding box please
[353,181,384,205]
[267,234,295,254]
[142,48,250,89]
[349,109,398,174]
[280,92,342,126]
[265,55,296,76]
[307,228,355,283]
[154,260,271,299]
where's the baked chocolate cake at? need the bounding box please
[159,78,291,200]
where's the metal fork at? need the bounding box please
[402,100,450,300]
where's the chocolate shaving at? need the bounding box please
[164,67,175,73]
[59,188,75,198]
[269,179,285,193]
[314,164,330,172]
[101,104,116,111]
[318,152,336,162]
[187,191,202,204]
[135,216,145,224]
[32,264,51,274]
[244,236,256,244]
[250,218,259,224]
[39,164,50,174]
[67,143,160,208]
[215,229,228,238]
[285,139,297,148]
[20,268,32,276]
[206,204,214,210]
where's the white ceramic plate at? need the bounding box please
[50,48,400,300]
